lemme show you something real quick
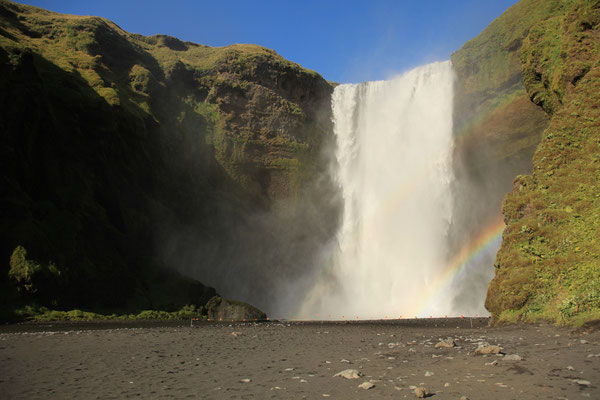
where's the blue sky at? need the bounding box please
[18,0,518,83]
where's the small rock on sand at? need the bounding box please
[485,360,498,366]
[503,354,523,361]
[239,378,251,383]
[435,338,455,348]
[340,359,351,363]
[358,381,375,390]
[460,396,470,400]
[573,379,591,386]
[474,345,501,355]
[334,369,362,379]
[424,371,434,376]
[414,386,430,398]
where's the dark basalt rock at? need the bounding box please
[205,296,267,321]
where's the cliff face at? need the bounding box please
[0,1,339,317]
[448,0,552,312]
[486,0,600,324]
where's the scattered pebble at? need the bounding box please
[572,379,591,386]
[580,340,588,344]
[474,345,501,355]
[567,366,575,370]
[424,371,434,377]
[503,354,523,361]
[340,359,351,363]
[358,381,375,390]
[435,338,455,348]
[414,386,430,398]
[333,369,362,379]
[485,360,498,366]
[460,396,470,400]
[239,378,251,383]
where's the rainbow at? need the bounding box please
[294,81,513,319]
[296,215,506,319]
[409,215,506,316]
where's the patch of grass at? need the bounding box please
[15,304,206,322]
[487,0,600,326]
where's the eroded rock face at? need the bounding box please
[0,1,340,317]
[205,296,267,321]
[448,0,554,315]
[485,0,600,324]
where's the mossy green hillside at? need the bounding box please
[451,0,559,170]
[0,0,336,320]
[447,0,552,308]
[486,0,600,325]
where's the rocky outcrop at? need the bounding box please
[205,296,267,321]
[0,0,339,319]
[486,0,600,324]
[448,0,552,312]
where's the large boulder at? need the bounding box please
[205,296,267,321]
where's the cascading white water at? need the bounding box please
[303,61,456,318]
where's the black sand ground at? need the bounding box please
[1,318,598,399]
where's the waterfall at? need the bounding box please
[302,61,456,318]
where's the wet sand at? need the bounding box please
[1,318,598,399]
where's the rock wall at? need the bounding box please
[486,0,600,324]
[0,0,339,318]
[448,0,552,312]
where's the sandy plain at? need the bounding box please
[0,318,599,399]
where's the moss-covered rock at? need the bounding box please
[448,0,552,309]
[0,0,338,319]
[486,0,600,325]
[205,296,267,321]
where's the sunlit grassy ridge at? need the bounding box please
[451,0,560,164]
[0,0,334,322]
[486,0,600,325]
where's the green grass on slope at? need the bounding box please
[0,0,335,321]
[451,0,557,166]
[9,304,206,322]
[452,0,564,95]
[486,0,600,325]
